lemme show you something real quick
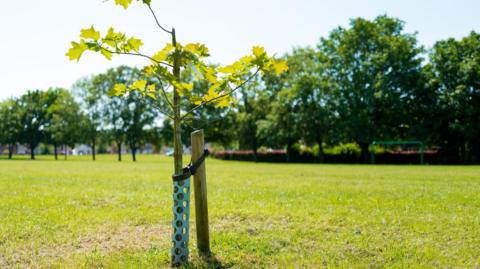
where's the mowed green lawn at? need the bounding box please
[0,155,479,268]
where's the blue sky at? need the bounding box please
[0,0,479,100]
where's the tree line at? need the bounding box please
[1,15,479,163]
[0,67,161,161]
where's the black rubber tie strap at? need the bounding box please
[172,149,209,182]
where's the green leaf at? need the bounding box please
[215,96,230,108]
[218,64,236,74]
[103,27,117,47]
[127,37,144,51]
[142,65,155,76]
[152,43,174,63]
[103,27,126,48]
[190,96,203,105]
[131,80,147,90]
[272,60,288,75]
[181,83,194,92]
[198,65,217,83]
[66,41,88,62]
[110,84,127,96]
[203,84,220,101]
[80,26,101,41]
[252,46,266,58]
[114,0,133,9]
[184,43,209,57]
[146,84,156,99]
[100,48,113,60]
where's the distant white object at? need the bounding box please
[73,144,92,156]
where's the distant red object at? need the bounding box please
[388,149,438,155]
[215,149,286,156]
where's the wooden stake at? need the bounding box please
[191,129,211,255]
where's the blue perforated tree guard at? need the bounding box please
[171,178,190,265]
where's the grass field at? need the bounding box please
[0,155,479,268]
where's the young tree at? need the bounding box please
[67,0,286,264]
[318,15,424,162]
[0,98,22,159]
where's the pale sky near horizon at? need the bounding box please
[0,0,479,100]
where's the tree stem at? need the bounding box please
[8,144,13,159]
[118,142,122,162]
[30,144,35,160]
[172,28,183,174]
[171,27,189,267]
[92,138,96,161]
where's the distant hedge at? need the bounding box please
[212,150,447,164]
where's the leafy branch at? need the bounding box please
[180,69,260,120]
[100,46,173,68]
[67,0,288,126]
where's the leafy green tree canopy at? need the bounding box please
[319,15,424,161]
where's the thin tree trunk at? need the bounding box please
[252,136,258,162]
[172,28,183,175]
[132,147,137,162]
[8,144,13,159]
[171,28,185,266]
[318,137,325,163]
[360,142,369,164]
[117,142,122,162]
[286,142,293,162]
[54,143,58,160]
[64,145,67,160]
[92,138,96,161]
[30,144,35,160]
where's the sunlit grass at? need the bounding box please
[0,155,479,268]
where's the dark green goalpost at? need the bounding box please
[371,141,425,165]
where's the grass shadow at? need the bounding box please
[182,252,233,269]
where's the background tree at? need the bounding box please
[123,91,158,161]
[95,66,141,161]
[318,15,424,162]
[427,31,480,163]
[283,48,335,162]
[144,127,163,153]
[258,87,301,162]
[17,90,57,159]
[73,76,107,161]
[235,76,270,161]
[159,119,174,147]
[45,88,83,160]
[0,98,22,159]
